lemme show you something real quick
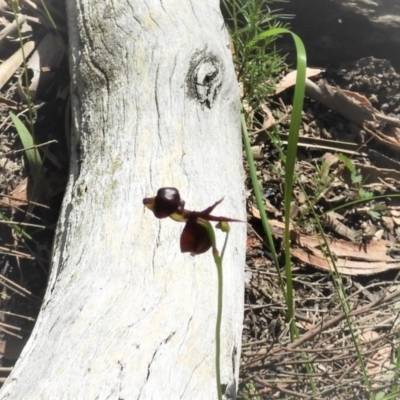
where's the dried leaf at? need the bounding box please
[260,103,276,129]
[323,212,358,241]
[1,178,28,207]
[250,215,400,275]
[275,67,324,94]
[0,41,35,91]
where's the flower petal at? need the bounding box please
[180,221,212,255]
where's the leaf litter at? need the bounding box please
[242,57,400,398]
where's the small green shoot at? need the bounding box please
[336,153,361,182]
[238,381,262,400]
[336,153,374,200]
[336,153,387,220]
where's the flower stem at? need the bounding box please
[213,231,229,400]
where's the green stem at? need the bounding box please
[198,220,229,400]
[214,248,223,400]
[213,232,229,400]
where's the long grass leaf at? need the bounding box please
[10,112,43,200]
[241,115,286,298]
[250,27,307,339]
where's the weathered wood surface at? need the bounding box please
[0,0,245,399]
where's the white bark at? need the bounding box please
[0,1,245,399]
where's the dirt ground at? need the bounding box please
[1,3,400,399]
[241,57,400,398]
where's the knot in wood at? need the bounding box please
[187,50,223,109]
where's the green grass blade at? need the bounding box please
[250,27,307,339]
[241,115,286,300]
[10,112,43,201]
[39,0,57,30]
[323,193,400,215]
[0,210,32,240]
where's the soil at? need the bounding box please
[240,56,400,398]
[277,0,400,71]
[0,3,400,399]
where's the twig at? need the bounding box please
[246,287,400,367]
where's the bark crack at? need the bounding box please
[145,331,176,381]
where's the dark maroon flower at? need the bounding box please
[143,187,185,219]
[143,188,241,255]
[180,218,212,255]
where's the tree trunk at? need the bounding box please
[0,1,245,399]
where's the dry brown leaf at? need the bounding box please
[251,204,283,221]
[291,247,400,275]
[393,217,400,226]
[339,88,376,111]
[292,232,392,261]
[250,211,400,275]
[260,103,276,130]
[1,178,28,207]
[381,216,394,233]
[323,212,358,241]
[0,40,35,90]
[321,152,340,167]
[306,79,400,129]
[275,67,324,94]
[363,123,400,154]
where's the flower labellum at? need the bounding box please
[180,218,212,255]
